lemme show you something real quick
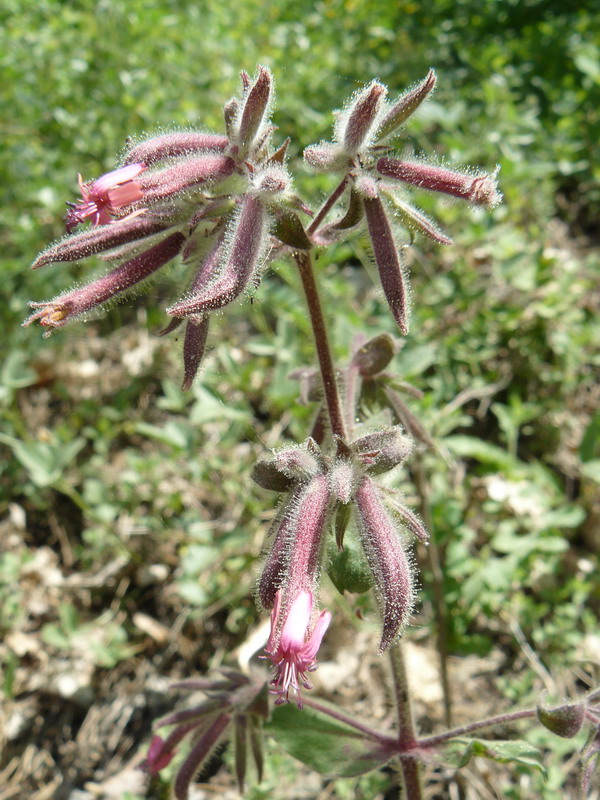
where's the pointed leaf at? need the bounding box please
[271,208,312,250]
[332,188,364,230]
[443,737,547,776]
[382,189,453,245]
[234,714,247,792]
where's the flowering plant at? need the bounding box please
[27,67,599,798]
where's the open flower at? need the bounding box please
[265,589,331,708]
[65,163,147,232]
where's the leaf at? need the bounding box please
[443,737,547,776]
[135,420,193,449]
[265,701,390,777]
[581,460,600,483]
[271,208,312,250]
[444,435,516,472]
[11,437,85,487]
[580,411,600,462]
[394,343,437,377]
[328,531,373,594]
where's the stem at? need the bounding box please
[418,708,537,749]
[414,457,452,727]
[302,697,394,745]
[294,252,346,440]
[389,642,423,800]
[307,176,349,236]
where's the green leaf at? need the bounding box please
[443,737,547,776]
[581,460,600,483]
[11,437,85,487]
[580,411,600,462]
[135,420,193,449]
[444,435,516,472]
[265,701,390,777]
[328,532,373,594]
[394,343,437,377]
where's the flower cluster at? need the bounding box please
[25,66,310,389]
[253,421,427,705]
[304,70,501,335]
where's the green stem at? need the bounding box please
[294,251,346,440]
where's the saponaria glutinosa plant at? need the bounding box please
[26,66,600,798]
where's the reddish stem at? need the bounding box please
[294,251,346,440]
[307,175,349,237]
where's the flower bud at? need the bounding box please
[237,65,273,154]
[377,158,501,208]
[138,155,236,203]
[362,195,409,335]
[537,703,586,739]
[303,142,350,172]
[329,460,355,505]
[352,427,413,474]
[123,132,229,166]
[350,333,396,376]
[181,315,210,391]
[354,476,414,652]
[341,81,387,153]
[25,232,185,330]
[168,194,267,316]
[32,216,169,269]
[376,69,436,142]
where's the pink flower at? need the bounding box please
[265,590,331,709]
[65,163,147,232]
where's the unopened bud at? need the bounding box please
[303,142,350,173]
[376,69,436,142]
[377,158,501,208]
[181,316,210,391]
[329,460,355,504]
[351,333,396,376]
[362,195,409,336]
[354,476,414,652]
[237,65,273,153]
[352,427,413,474]
[138,155,236,203]
[168,194,267,316]
[32,216,168,269]
[537,703,586,739]
[25,232,185,330]
[341,82,387,153]
[123,132,229,166]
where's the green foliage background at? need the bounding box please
[1,1,599,798]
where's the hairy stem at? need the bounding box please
[302,697,394,745]
[389,642,423,800]
[307,175,349,237]
[294,251,346,440]
[418,708,537,749]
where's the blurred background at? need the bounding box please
[1,1,599,798]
